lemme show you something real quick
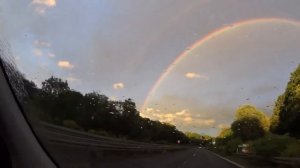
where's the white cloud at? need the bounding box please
[32,0,56,6]
[145,108,154,112]
[185,72,209,80]
[65,75,81,85]
[33,48,43,57]
[113,82,125,90]
[47,52,55,58]
[66,77,79,82]
[183,116,192,122]
[33,40,55,58]
[34,40,51,48]
[31,0,56,14]
[152,113,176,123]
[175,109,188,116]
[198,119,215,126]
[142,107,216,128]
[58,61,74,69]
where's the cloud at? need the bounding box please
[31,0,56,14]
[33,40,55,58]
[183,116,192,122]
[33,48,43,57]
[64,75,82,85]
[197,119,215,126]
[32,0,56,6]
[176,109,188,116]
[34,40,51,48]
[57,61,74,69]
[47,52,55,58]
[142,108,215,128]
[185,72,209,80]
[33,49,55,58]
[113,82,125,90]
[152,113,176,123]
[66,77,79,82]
[145,108,155,112]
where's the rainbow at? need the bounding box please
[141,17,300,112]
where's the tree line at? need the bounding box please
[215,64,300,157]
[0,58,212,145]
[20,76,191,144]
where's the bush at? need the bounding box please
[226,138,242,155]
[231,117,265,141]
[281,141,300,157]
[62,120,82,130]
[215,145,227,155]
[251,134,295,158]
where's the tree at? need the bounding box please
[18,75,191,143]
[270,94,284,133]
[41,76,70,96]
[235,105,269,132]
[277,64,300,137]
[185,132,210,146]
[231,105,268,141]
[231,117,265,141]
[218,128,233,139]
[120,99,140,137]
[22,78,38,99]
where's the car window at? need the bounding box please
[1,1,300,168]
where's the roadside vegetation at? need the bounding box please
[1,59,212,145]
[21,76,191,144]
[215,64,300,158]
[1,57,299,153]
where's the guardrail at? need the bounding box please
[237,153,300,167]
[272,157,300,167]
[38,122,186,152]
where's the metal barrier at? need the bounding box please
[272,157,300,167]
[237,153,300,167]
[39,122,186,152]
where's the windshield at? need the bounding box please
[0,0,300,168]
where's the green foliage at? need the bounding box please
[251,134,295,158]
[226,138,242,155]
[235,105,270,131]
[218,128,233,139]
[270,94,284,133]
[62,120,82,130]
[21,76,190,144]
[277,64,300,137]
[231,105,268,141]
[41,76,70,95]
[231,117,265,141]
[281,141,300,157]
[185,132,212,146]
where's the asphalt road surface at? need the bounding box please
[99,148,239,168]
[47,142,239,168]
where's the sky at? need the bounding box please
[0,0,300,136]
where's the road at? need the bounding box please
[98,148,239,168]
[41,124,240,168]
[47,143,240,168]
